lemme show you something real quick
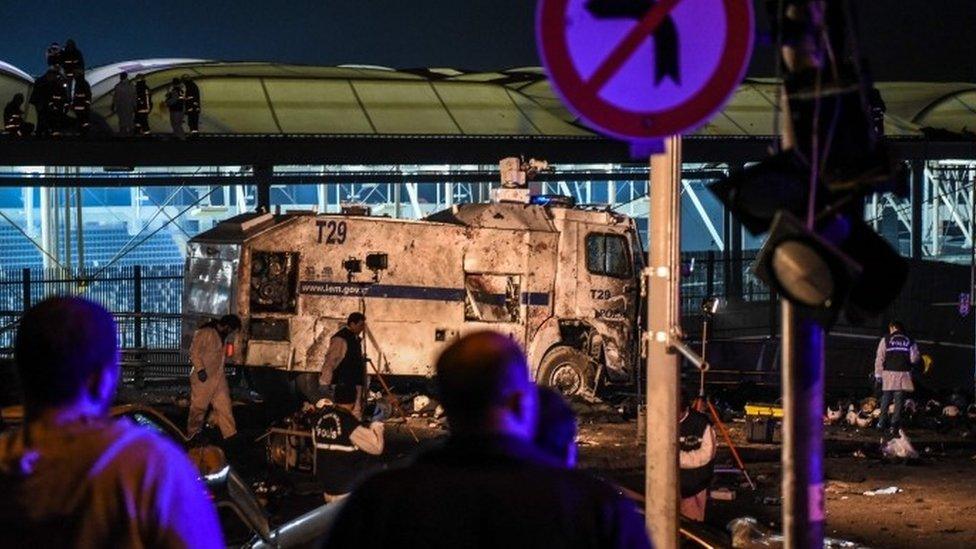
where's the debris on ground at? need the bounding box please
[728,516,867,548]
[862,486,903,496]
[882,430,919,460]
[568,397,626,424]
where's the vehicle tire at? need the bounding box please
[539,346,593,397]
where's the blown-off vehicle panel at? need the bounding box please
[183,195,643,395]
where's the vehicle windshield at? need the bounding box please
[185,257,236,315]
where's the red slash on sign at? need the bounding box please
[585,0,683,93]
[537,0,754,141]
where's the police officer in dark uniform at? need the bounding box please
[60,39,85,75]
[135,74,152,135]
[180,75,201,135]
[875,320,921,437]
[48,69,69,137]
[4,94,33,137]
[312,383,385,502]
[319,312,368,417]
[69,71,92,135]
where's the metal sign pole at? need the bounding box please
[781,302,825,548]
[646,135,681,549]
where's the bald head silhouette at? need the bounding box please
[436,331,537,437]
[15,297,119,415]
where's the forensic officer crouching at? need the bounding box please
[313,384,385,502]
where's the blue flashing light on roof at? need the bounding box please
[530,194,576,208]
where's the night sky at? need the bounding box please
[1,0,973,81]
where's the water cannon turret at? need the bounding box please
[492,157,551,203]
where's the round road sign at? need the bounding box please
[537,0,754,141]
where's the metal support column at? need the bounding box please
[911,161,924,258]
[255,165,273,212]
[63,187,72,272]
[781,303,825,547]
[646,135,682,549]
[39,187,53,271]
[393,181,402,219]
[23,188,34,237]
[129,186,141,235]
[75,187,84,273]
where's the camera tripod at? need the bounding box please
[693,306,755,491]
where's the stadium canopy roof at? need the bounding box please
[1,58,973,138]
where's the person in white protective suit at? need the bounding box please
[188,314,242,440]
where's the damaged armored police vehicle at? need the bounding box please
[182,158,644,397]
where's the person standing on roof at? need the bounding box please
[4,94,33,137]
[181,75,201,135]
[59,39,84,75]
[165,78,185,138]
[111,72,136,136]
[875,320,921,438]
[44,42,61,70]
[0,297,223,548]
[69,70,92,135]
[30,67,67,137]
[134,74,152,135]
[187,314,241,442]
[318,312,368,418]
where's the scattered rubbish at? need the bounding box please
[825,405,844,425]
[883,430,919,459]
[710,487,736,501]
[863,486,902,496]
[860,397,878,414]
[761,496,781,506]
[825,481,851,494]
[943,405,961,418]
[852,449,866,458]
[728,517,866,548]
[855,411,874,429]
[412,395,431,413]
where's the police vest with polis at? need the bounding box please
[313,400,365,492]
[313,383,385,500]
[679,408,715,498]
[883,331,915,372]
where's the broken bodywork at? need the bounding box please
[183,162,644,396]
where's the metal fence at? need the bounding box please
[0,254,768,349]
[0,265,184,350]
[679,250,768,312]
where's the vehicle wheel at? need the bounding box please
[539,346,593,397]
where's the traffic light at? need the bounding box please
[710,0,908,326]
